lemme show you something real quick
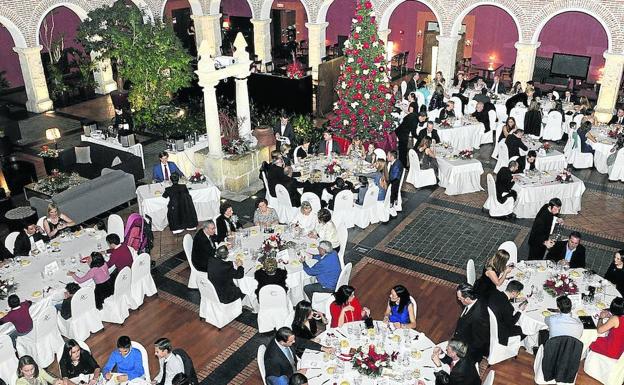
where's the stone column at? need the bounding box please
[192,14,222,57]
[435,35,460,81]
[235,77,252,139]
[251,18,272,64]
[305,22,328,80]
[90,51,117,94]
[378,29,391,60]
[13,46,53,113]
[512,42,541,87]
[595,52,624,123]
[198,79,222,157]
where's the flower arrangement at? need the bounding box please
[543,274,579,297]
[262,233,284,255]
[222,137,254,156]
[0,278,17,300]
[351,345,397,377]
[188,170,206,184]
[439,120,451,128]
[555,170,572,183]
[286,60,305,79]
[458,149,473,159]
[608,129,618,138]
[543,142,552,153]
[325,160,343,176]
[39,145,59,158]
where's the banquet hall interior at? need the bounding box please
[0,0,624,384]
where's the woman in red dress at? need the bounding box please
[589,297,624,358]
[329,285,370,328]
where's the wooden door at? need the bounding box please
[422,31,439,76]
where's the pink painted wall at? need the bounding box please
[537,11,608,82]
[467,6,518,67]
[386,1,431,68]
[0,27,23,87]
[163,0,191,21]
[325,0,356,46]
[271,0,308,42]
[221,0,252,17]
[38,6,84,56]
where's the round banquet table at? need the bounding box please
[299,320,450,385]
[294,155,375,185]
[511,171,586,218]
[435,121,485,151]
[589,127,618,174]
[521,137,567,172]
[0,228,106,334]
[503,260,620,354]
[435,146,484,196]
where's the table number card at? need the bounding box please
[276,249,290,263]
[569,294,582,305]
[35,240,46,253]
[44,261,60,275]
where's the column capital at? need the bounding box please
[192,13,221,22]
[603,51,624,63]
[436,35,460,44]
[514,42,541,50]
[13,46,43,55]
[305,22,329,30]
[250,18,271,26]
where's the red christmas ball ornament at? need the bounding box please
[358,108,364,115]
[356,57,363,63]
[354,33,360,39]
[365,1,372,9]
[361,64,369,70]
[371,106,377,112]
[363,42,369,49]
[357,15,363,22]
[355,83,362,90]
[346,66,353,73]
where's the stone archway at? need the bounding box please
[448,0,524,40]
[378,0,445,35]
[160,0,203,20]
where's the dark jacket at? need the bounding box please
[60,297,72,320]
[191,230,217,272]
[516,155,536,173]
[263,163,289,197]
[437,108,456,123]
[453,299,490,362]
[546,241,586,268]
[528,204,558,250]
[505,134,528,158]
[264,339,298,380]
[415,128,441,148]
[505,92,529,114]
[609,115,624,126]
[215,215,241,243]
[472,109,491,132]
[495,167,514,203]
[281,175,305,207]
[59,349,99,378]
[395,112,419,141]
[273,121,296,144]
[540,336,583,384]
[162,183,198,231]
[440,355,480,385]
[318,139,341,155]
[488,290,522,345]
[206,256,244,304]
[254,268,288,297]
[490,82,506,94]
[14,231,48,256]
[429,92,445,111]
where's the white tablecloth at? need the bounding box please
[0,229,105,334]
[535,150,567,172]
[504,261,619,353]
[436,154,484,195]
[589,128,617,174]
[512,172,586,218]
[300,320,448,385]
[167,140,210,176]
[136,182,220,231]
[81,135,145,169]
[436,122,485,150]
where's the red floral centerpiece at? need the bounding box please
[39,145,59,158]
[543,142,552,152]
[351,345,398,377]
[286,61,305,79]
[188,170,206,183]
[458,149,473,159]
[543,274,579,297]
[555,170,572,183]
[325,160,343,176]
[439,120,451,128]
[608,129,618,138]
[262,234,283,253]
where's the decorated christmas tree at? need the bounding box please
[329,0,394,142]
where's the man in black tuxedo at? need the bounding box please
[608,108,624,126]
[431,340,480,385]
[415,121,441,148]
[488,280,526,346]
[403,73,419,99]
[317,130,341,155]
[436,101,456,123]
[206,246,244,304]
[495,160,518,205]
[472,101,491,132]
[262,151,293,197]
[454,283,489,363]
[282,166,305,207]
[546,231,586,268]
[562,89,578,104]
[516,150,537,173]
[395,108,419,167]
[274,112,296,145]
[14,221,49,256]
[489,75,506,95]
[191,221,217,272]
[528,198,563,260]
[505,129,528,158]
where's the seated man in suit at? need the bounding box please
[471,101,491,132]
[515,150,537,174]
[206,246,244,304]
[609,107,624,126]
[152,151,183,182]
[14,220,49,256]
[317,130,341,156]
[262,151,289,197]
[386,150,404,207]
[454,283,489,363]
[431,340,480,385]
[415,121,441,148]
[562,89,577,104]
[546,231,586,268]
[326,177,355,210]
[489,75,506,95]
[495,160,519,205]
[274,111,296,145]
[488,280,526,346]
[436,101,456,123]
[191,220,217,272]
[505,129,528,158]
[301,241,341,301]
[282,166,305,207]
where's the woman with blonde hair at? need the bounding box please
[416,137,438,175]
[474,249,512,296]
[524,99,543,137]
[43,203,76,238]
[16,355,66,385]
[358,159,388,201]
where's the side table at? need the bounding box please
[5,206,38,232]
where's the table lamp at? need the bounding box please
[46,128,61,149]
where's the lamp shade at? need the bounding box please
[46,128,61,140]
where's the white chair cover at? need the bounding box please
[533,343,576,385]
[197,276,242,329]
[406,149,437,189]
[257,285,291,333]
[466,259,476,285]
[352,185,380,229]
[293,146,303,164]
[573,114,584,127]
[57,286,103,341]
[257,345,268,385]
[375,184,393,223]
[510,107,526,130]
[571,144,593,169]
[283,311,295,328]
[482,370,495,385]
[466,100,478,115]
[107,214,125,243]
[486,308,521,365]
[393,169,407,212]
[450,96,463,117]
[483,174,514,217]
[275,184,298,224]
[495,104,507,122]
[262,171,278,208]
[324,299,333,328]
[498,241,518,265]
[312,263,352,313]
[131,341,151,381]
[183,234,199,289]
[0,335,17,384]
[336,224,348,268]
[409,296,418,320]
[300,192,321,213]
[4,232,18,254]
[542,111,564,141]
[16,306,62,368]
[584,349,624,385]
[428,108,442,122]
[130,252,157,308]
[400,81,407,98]
[608,148,624,182]
[493,140,509,173]
[101,266,136,324]
[332,190,355,229]
[563,135,574,161]
[480,110,496,145]
[36,217,47,235]
[373,148,387,161]
[416,92,425,109]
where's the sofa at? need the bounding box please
[58,141,144,182]
[29,169,136,224]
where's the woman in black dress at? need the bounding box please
[162,174,198,234]
[59,339,100,381]
[291,300,326,342]
[605,250,624,296]
[215,202,242,242]
[429,84,446,111]
[254,257,287,298]
[473,249,512,298]
[523,100,543,137]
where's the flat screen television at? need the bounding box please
[550,53,591,80]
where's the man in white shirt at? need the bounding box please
[544,296,583,340]
[152,152,183,183]
[490,75,506,94]
[153,338,185,385]
[318,131,340,156]
[273,112,296,145]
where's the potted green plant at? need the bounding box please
[292,114,320,145]
[74,54,97,100]
[251,101,277,147]
[47,64,69,107]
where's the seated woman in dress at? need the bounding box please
[358,159,388,202]
[577,121,597,154]
[254,256,287,298]
[605,249,624,296]
[162,174,198,234]
[523,100,542,137]
[499,117,518,142]
[59,339,101,381]
[329,285,370,328]
[43,203,76,238]
[291,300,326,341]
[346,136,366,158]
[309,209,340,250]
[215,203,242,243]
[68,252,113,309]
[364,144,375,163]
[473,249,512,297]
[589,297,624,359]
[294,142,310,163]
[428,84,446,111]
[384,285,416,329]
[253,198,279,227]
[290,201,318,234]
[510,81,523,95]
[16,355,65,385]
[415,137,439,176]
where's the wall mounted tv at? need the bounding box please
[550,53,591,80]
